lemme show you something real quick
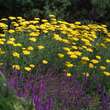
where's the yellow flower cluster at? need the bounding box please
[0,15,110,76]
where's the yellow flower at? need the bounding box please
[23,50,30,55]
[29,37,36,42]
[29,32,39,37]
[100,43,106,48]
[24,67,31,71]
[29,64,35,68]
[13,43,22,47]
[69,54,78,59]
[105,38,110,42]
[0,23,7,29]
[106,59,110,63]
[88,63,94,68]
[74,51,82,56]
[0,48,5,54]
[71,46,78,50]
[49,14,56,18]
[1,18,7,21]
[9,38,15,41]
[13,23,19,27]
[0,50,5,55]
[57,53,64,58]
[41,19,48,22]
[12,65,20,70]
[37,45,45,50]
[82,72,90,77]
[82,46,87,49]
[103,71,110,76]
[17,16,22,19]
[0,62,3,66]
[42,60,48,64]
[81,56,89,61]
[91,59,99,64]
[53,34,62,41]
[65,61,74,68]
[0,40,4,45]
[8,29,15,33]
[61,39,70,44]
[63,47,70,52]
[72,37,79,41]
[43,30,48,33]
[9,16,16,20]
[96,55,101,60]
[7,40,15,45]
[16,27,22,32]
[34,17,40,20]
[67,72,72,77]
[27,46,34,51]
[75,21,81,25]
[86,48,93,52]
[12,52,20,58]
[100,66,106,70]
[0,34,5,37]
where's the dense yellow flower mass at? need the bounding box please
[0,15,110,76]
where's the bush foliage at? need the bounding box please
[0,0,110,22]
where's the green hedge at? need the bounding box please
[0,0,110,23]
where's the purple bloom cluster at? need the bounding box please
[33,95,53,110]
[6,70,110,110]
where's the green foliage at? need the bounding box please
[91,0,110,19]
[0,74,34,110]
[0,0,110,22]
[43,0,71,18]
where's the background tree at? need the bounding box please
[0,0,110,23]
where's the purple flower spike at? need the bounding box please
[39,80,46,96]
[33,95,43,110]
[45,97,53,110]
[101,95,110,110]
[8,77,17,88]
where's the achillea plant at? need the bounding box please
[0,15,110,77]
